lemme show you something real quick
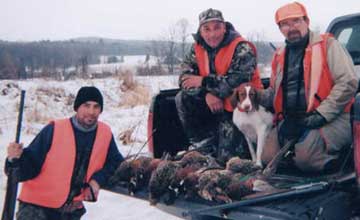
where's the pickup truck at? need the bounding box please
[109,13,360,220]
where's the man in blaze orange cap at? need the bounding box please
[259,2,358,173]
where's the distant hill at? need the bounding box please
[0,37,165,57]
[70,37,150,45]
[0,37,275,79]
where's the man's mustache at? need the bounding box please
[288,30,301,37]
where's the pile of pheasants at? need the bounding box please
[109,151,275,205]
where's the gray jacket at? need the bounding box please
[260,31,358,153]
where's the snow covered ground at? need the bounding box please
[88,55,159,74]
[0,74,183,219]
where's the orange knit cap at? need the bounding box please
[275,2,308,24]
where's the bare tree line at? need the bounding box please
[0,19,274,80]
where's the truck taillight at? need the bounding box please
[147,111,154,156]
[353,96,360,190]
[354,121,360,189]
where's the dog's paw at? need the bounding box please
[255,160,263,168]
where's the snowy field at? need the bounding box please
[0,73,183,219]
[88,55,159,74]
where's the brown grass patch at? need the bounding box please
[118,69,151,107]
[118,127,135,145]
[119,69,137,91]
[36,87,73,105]
[26,86,74,124]
[26,99,52,124]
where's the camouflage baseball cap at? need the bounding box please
[199,8,224,26]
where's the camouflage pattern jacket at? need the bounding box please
[179,22,257,100]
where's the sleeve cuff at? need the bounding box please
[201,76,208,88]
[91,173,106,188]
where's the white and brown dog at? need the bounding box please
[231,83,273,167]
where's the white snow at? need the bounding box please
[88,55,159,74]
[0,72,182,219]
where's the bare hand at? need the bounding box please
[84,179,100,202]
[180,74,203,89]
[205,93,223,113]
[7,142,23,161]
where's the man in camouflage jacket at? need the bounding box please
[175,8,259,161]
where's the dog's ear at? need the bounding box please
[230,89,239,109]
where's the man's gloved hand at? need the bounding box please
[299,110,327,129]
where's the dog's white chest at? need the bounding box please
[233,106,272,131]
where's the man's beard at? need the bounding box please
[287,30,302,42]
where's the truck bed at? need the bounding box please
[105,172,357,220]
[143,85,360,219]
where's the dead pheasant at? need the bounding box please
[128,157,162,195]
[225,157,262,175]
[179,151,210,167]
[148,160,182,205]
[197,169,233,203]
[108,156,161,195]
[164,151,221,202]
[108,158,134,186]
[226,173,255,201]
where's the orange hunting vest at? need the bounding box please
[271,34,353,120]
[194,36,263,112]
[19,119,112,208]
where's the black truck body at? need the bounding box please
[108,13,360,220]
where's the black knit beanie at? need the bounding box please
[74,86,103,112]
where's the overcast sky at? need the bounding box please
[1,0,359,42]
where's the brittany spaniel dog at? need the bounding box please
[231,83,273,167]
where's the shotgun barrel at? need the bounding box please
[1,90,26,220]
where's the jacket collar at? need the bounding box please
[308,30,323,45]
